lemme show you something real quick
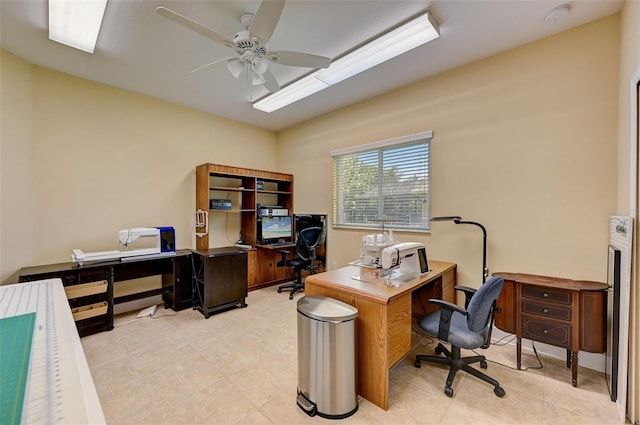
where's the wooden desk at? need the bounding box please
[304,261,457,410]
[493,272,608,387]
[18,250,192,336]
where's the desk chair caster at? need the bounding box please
[277,281,304,300]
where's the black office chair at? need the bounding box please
[414,276,506,398]
[277,226,323,300]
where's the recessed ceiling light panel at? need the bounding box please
[254,10,440,113]
[49,0,108,53]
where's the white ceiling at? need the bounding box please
[0,0,623,131]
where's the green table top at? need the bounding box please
[0,312,36,425]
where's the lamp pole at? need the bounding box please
[431,216,488,283]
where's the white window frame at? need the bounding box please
[331,131,432,232]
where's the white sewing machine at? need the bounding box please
[356,231,398,268]
[71,227,175,265]
[379,242,430,285]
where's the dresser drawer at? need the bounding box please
[522,299,571,321]
[522,316,571,349]
[522,286,571,305]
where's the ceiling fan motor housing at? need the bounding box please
[232,30,268,59]
[233,31,257,49]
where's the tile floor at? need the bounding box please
[81,285,624,425]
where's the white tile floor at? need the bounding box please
[81,285,624,424]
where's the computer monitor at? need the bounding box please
[259,215,293,244]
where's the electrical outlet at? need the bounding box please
[331,261,337,270]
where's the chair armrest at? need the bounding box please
[455,285,477,309]
[428,298,467,341]
[428,298,467,316]
[276,250,290,266]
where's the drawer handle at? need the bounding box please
[543,329,549,334]
[543,293,549,298]
[543,308,549,314]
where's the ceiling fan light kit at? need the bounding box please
[48,0,108,53]
[253,10,440,113]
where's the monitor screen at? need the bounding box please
[260,215,293,243]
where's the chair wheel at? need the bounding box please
[480,360,488,369]
[444,386,454,397]
[414,359,422,368]
[494,386,505,397]
[434,345,443,355]
[277,288,282,293]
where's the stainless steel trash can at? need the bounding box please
[296,295,358,419]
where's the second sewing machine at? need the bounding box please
[71,226,175,265]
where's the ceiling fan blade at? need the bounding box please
[191,57,237,74]
[268,51,331,69]
[248,0,285,44]
[261,68,281,93]
[156,7,233,48]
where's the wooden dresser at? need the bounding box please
[493,272,608,386]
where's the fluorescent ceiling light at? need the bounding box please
[253,10,439,113]
[49,0,108,53]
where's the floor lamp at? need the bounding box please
[431,216,488,283]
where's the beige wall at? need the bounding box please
[1,51,37,284]
[0,14,622,289]
[278,15,620,288]
[617,0,640,213]
[617,0,640,421]
[0,51,278,283]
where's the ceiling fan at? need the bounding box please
[156,0,331,93]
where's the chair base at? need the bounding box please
[277,281,304,300]
[414,343,505,398]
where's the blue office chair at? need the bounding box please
[276,226,323,300]
[414,276,506,398]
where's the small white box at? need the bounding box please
[260,208,288,216]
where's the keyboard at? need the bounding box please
[267,242,293,247]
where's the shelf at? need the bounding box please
[71,302,108,321]
[257,190,292,195]
[209,209,255,213]
[64,280,108,299]
[209,186,254,192]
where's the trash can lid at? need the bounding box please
[297,296,358,322]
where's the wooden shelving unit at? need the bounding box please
[195,163,294,289]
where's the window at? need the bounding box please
[332,131,432,232]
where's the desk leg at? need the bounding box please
[566,349,571,368]
[571,351,578,387]
[516,337,522,370]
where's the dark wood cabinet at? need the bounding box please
[493,272,608,387]
[191,248,248,318]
